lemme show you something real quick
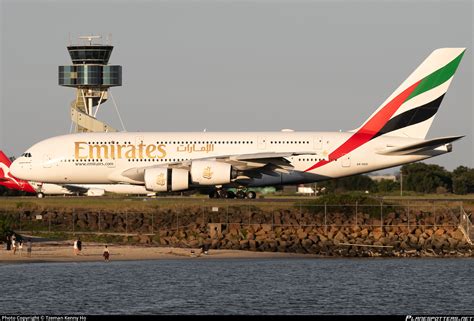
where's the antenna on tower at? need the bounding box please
[79,34,101,45]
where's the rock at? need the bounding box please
[249,240,257,250]
[138,235,151,244]
[302,239,313,249]
[417,237,426,247]
[334,231,347,244]
[372,228,383,241]
[266,241,277,251]
[434,228,445,237]
[327,230,335,240]
[447,238,459,249]
[349,232,359,239]
[308,235,319,243]
[318,234,328,242]
[297,228,308,240]
[211,239,220,249]
[408,234,418,245]
[309,244,320,254]
[450,229,464,241]
[400,241,409,250]
[239,240,249,249]
[188,240,200,248]
[431,236,447,250]
[360,228,369,237]
[378,237,390,246]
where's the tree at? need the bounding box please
[452,166,474,194]
[400,163,452,193]
[376,179,399,193]
[319,174,377,193]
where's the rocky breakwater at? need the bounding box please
[158,212,472,257]
[6,204,473,257]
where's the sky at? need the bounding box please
[0,0,473,173]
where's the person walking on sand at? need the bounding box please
[73,239,78,255]
[12,235,16,255]
[26,238,32,257]
[103,245,110,262]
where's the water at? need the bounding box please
[0,258,472,315]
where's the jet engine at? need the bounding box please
[86,189,105,197]
[144,167,189,192]
[190,160,236,185]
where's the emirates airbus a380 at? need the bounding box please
[11,48,465,199]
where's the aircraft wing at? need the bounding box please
[376,136,463,156]
[214,151,315,171]
[61,184,91,194]
[117,151,316,183]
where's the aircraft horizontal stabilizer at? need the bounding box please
[376,136,463,155]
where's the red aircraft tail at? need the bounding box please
[0,150,36,193]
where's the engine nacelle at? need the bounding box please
[190,161,233,185]
[86,189,105,197]
[144,167,189,192]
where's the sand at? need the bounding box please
[0,240,317,264]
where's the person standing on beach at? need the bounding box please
[6,235,11,251]
[77,238,82,255]
[18,239,23,256]
[73,239,78,255]
[27,238,32,257]
[12,234,16,255]
[103,245,110,262]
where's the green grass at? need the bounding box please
[1,193,473,212]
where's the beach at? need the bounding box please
[0,240,318,264]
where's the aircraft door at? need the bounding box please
[257,137,267,150]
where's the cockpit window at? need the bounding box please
[21,153,32,158]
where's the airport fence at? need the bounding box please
[2,201,472,238]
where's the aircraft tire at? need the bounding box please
[236,190,246,199]
[246,191,256,199]
[218,189,228,199]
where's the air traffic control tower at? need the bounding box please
[59,35,122,132]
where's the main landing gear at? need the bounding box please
[208,188,257,199]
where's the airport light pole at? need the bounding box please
[400,171,403,197]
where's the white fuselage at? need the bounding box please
[10,131,450,188]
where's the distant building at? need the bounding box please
[368,174,397,182]
[297,186,315,195]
